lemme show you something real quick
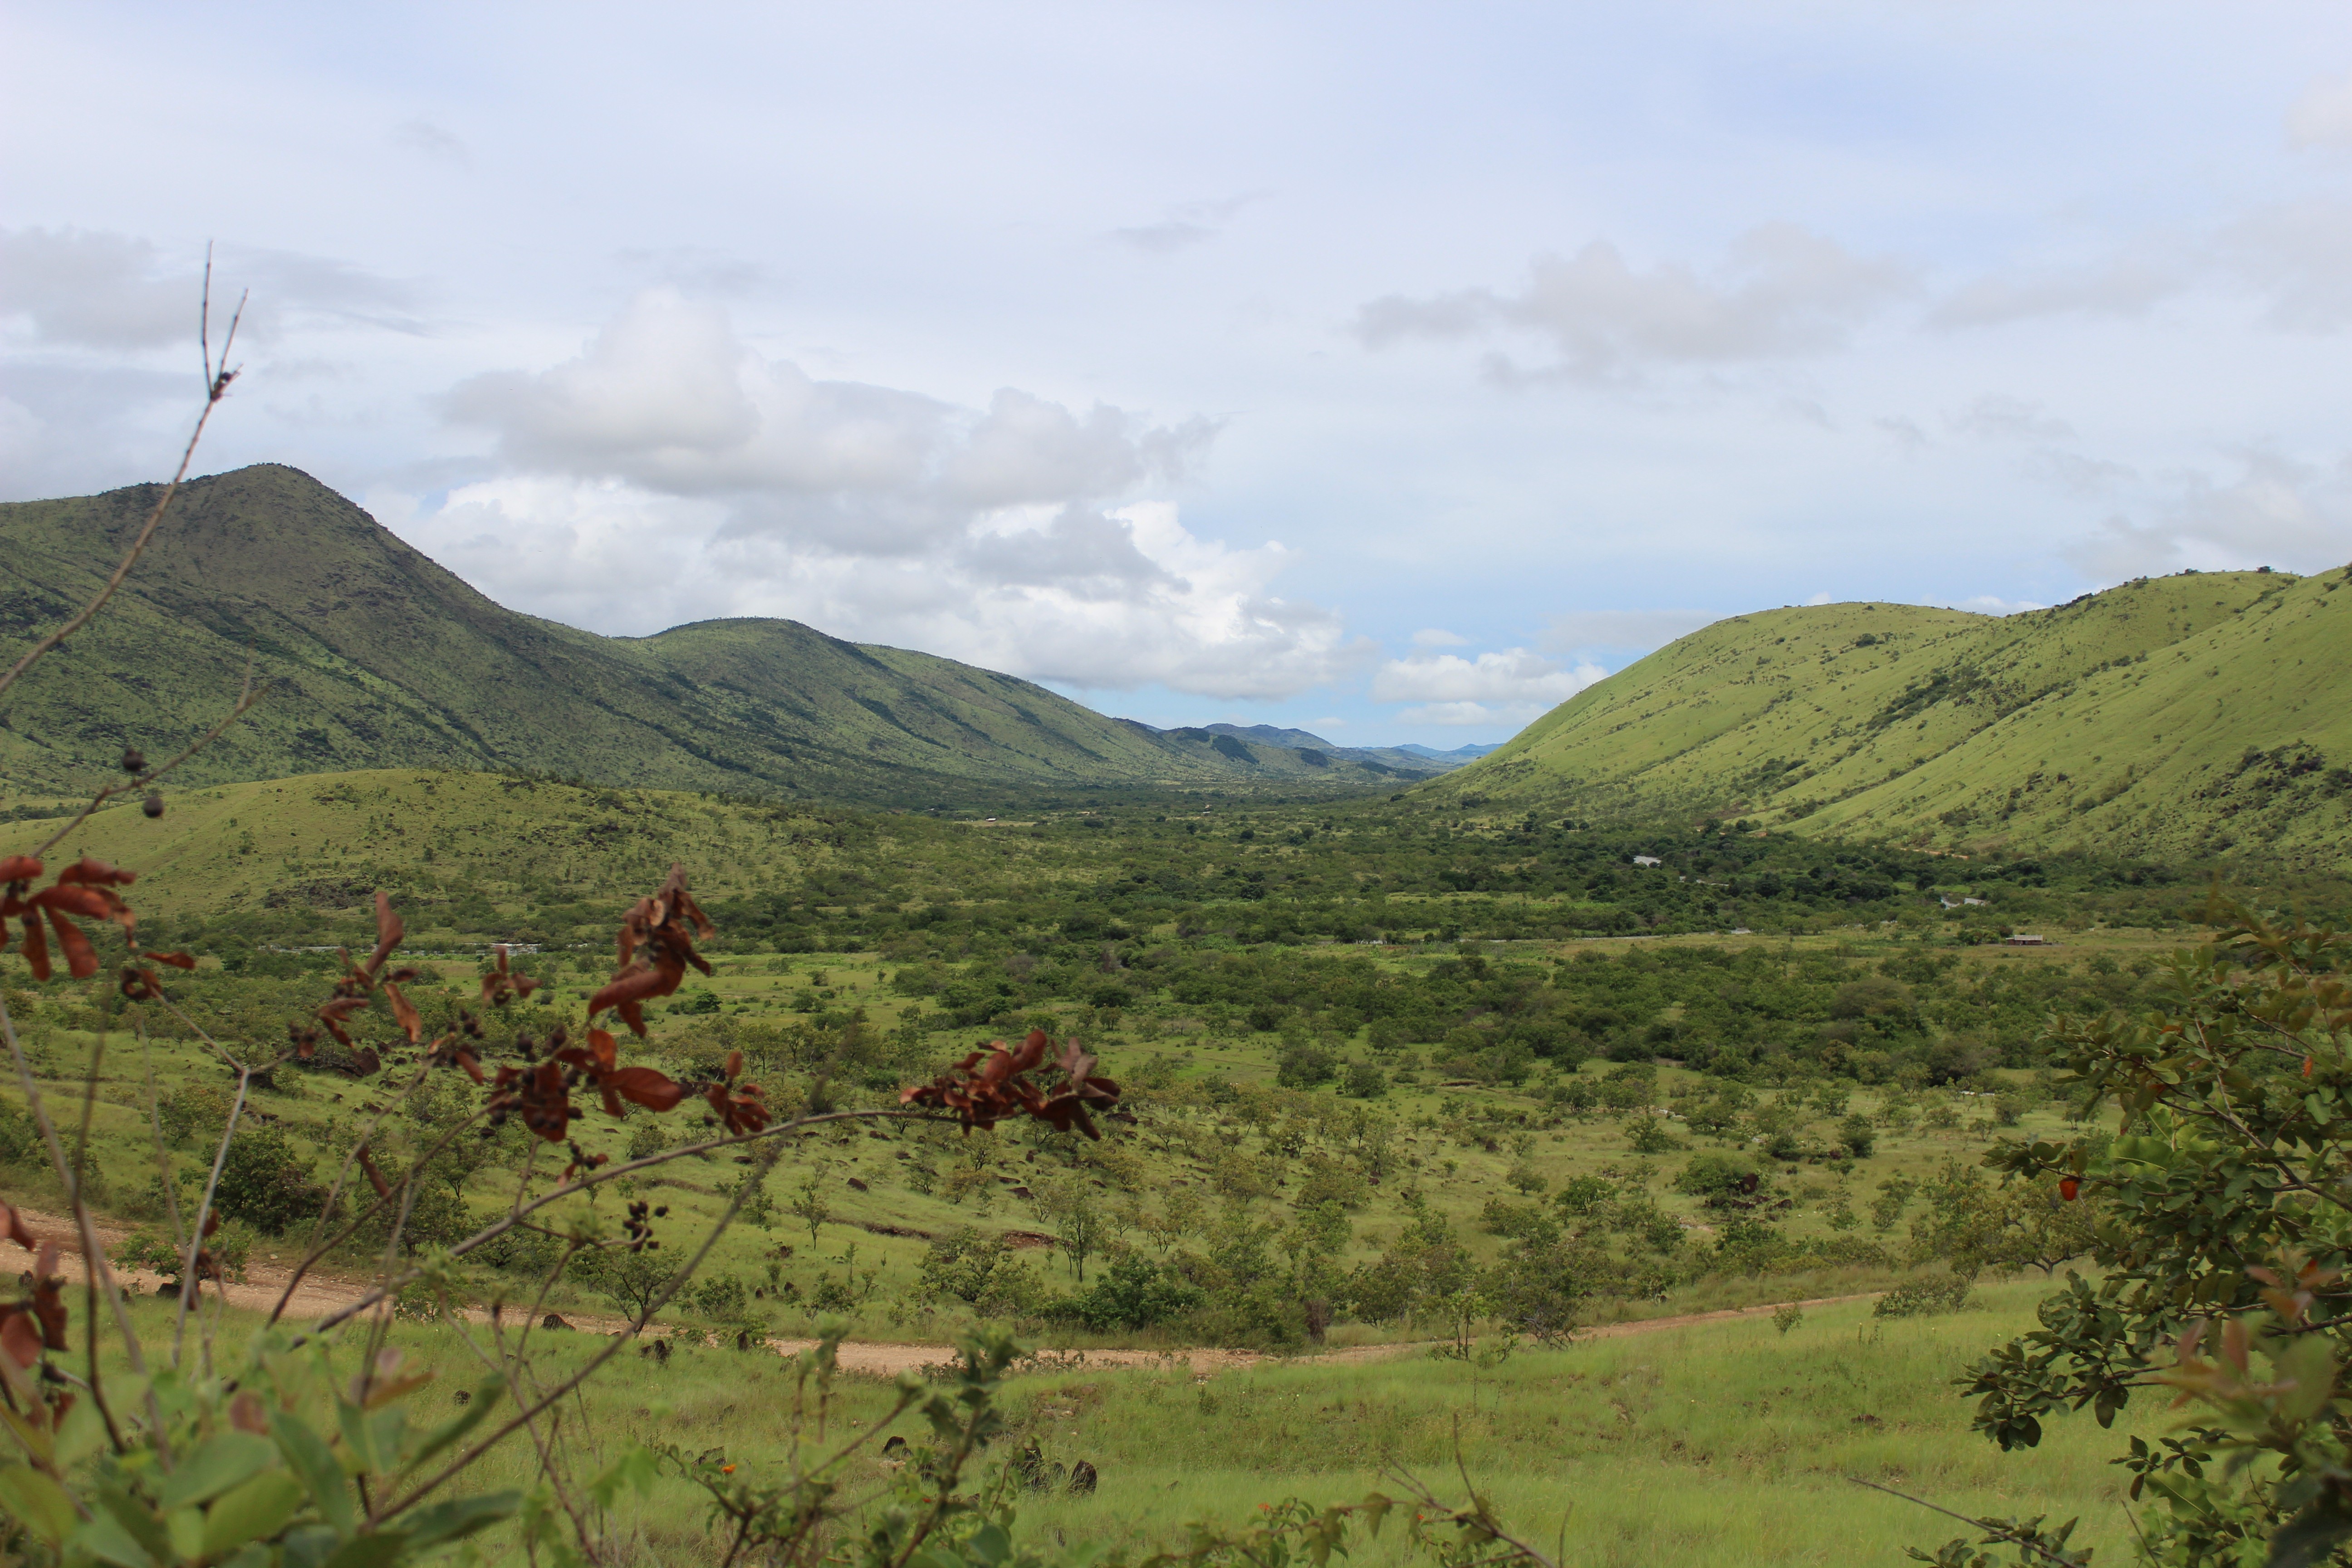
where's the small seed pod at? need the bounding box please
[120,745,146,774]
[142,789,164,819]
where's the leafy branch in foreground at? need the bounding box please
[1938,897,2352,1567]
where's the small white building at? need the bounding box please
[1632,854,1662,867]
[2004,934,2051,946]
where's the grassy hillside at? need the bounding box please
[4,764,2250,961]
[1434,568,2352,866]
[0,466,1420,804]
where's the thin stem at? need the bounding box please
[274,1105,951,1354]
[173,1065,252,1364]
[30,666,264,861]
[375,1117,781,1524]
[71,1025,125,1453]
[0,282,243,708]
[0,993,160,1460]
[137,1022,187,1254]
[1846,1477,2082,1565]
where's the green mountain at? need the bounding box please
[1432,568,2352,867]
[0,465,1418,804]
[1181,722,1475,775]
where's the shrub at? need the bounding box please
[1673,1152,1763,1207]
[156,1083,234,1147]
[1553,1174,1615,1216]
[1874,1273,1973,1318]
[1838,1112,1876,1157]
[1623,1116,1681,1153]
[1275,1042,1337,1088]
[1055,1253,1204,1332]
[201,1124,324,1235]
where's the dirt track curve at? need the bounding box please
[10,1207,1876,1375]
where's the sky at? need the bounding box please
[6,3,2352,746]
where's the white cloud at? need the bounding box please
[384,480,1369,699]
[1372,647,1604,717]
[1928,259,2180,328]
[1393,700,1551,728]
[0,229,193,349]
[407,291,1365,699]
[1411,627,1469,647]
[392,118,470,165]
[2063,450,2352,579]
[1943,595,2047,615]
[1355,224,1911,381]
[2288,71,2352,147]
[0,228,419,353]
[1541,608,1718,652]
[2218,201,2352,331]
[1948,394,2075,443]
[442,289,1216,547]
[1107,193,1266,255]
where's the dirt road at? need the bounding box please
[8,1206,1877,1374]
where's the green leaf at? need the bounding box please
[336,1398,382,1478]
[201,1469,307,1557]
[399,1490,522,1549]
[95,1482,174,1565]
[966,1521,1013,1565]
[165,1506,205,1564]
[320,1532,413,1568]
[587,1444,659,1509]
[272,1411,357,1540]
[0,1462,79,1546]
[54,1393,107,1471]
[2274,1336,2339,1424]
[280,1523,343,1568]
[157,1431,277,1512]
[67,1509,160,1568]
[402,1377,504,1476]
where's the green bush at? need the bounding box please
[199,1123,324,1235]
[1873,1273,1973,1318]
[1274,1042,1337,1088]
[1673,1152,1763,1207]
[1054,1253,1204,1332]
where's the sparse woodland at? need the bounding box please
[5,310,2352,1568]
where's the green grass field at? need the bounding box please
[54,1276,2135,1567]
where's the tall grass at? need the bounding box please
[97,1274,2132,1566]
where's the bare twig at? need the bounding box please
[172,1064,252,1363]
[375,1115,786,1525]
[274,1103,956,1354]
[0,265,243,708]
[0,992,166,1462]
[1847,1476,2083,1565]
[30,661,265,860]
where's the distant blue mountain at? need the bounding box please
[1394,742,1504,761]
[1124,722,1490,776]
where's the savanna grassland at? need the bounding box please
[0,755,2299,1563]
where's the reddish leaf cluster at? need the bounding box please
[309,892,425,1057]
[480,943,541,1008]
[118,948,195,1002]
[0,855,137,981]
[587,865,713,1036]
[900,1029,1122,1139]
[485,1026,771,1165]
[0,1203,67,1388]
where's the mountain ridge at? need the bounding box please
[0,465,1423,804]
[1429,569,2352,867]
